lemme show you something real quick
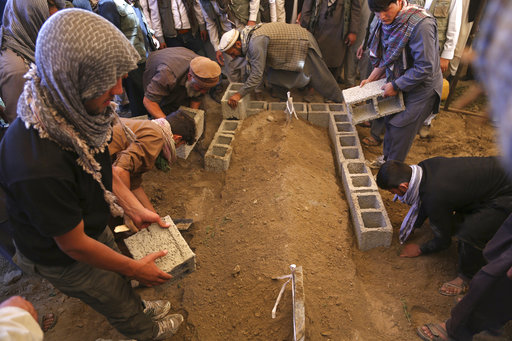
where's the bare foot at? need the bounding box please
[439,276,467,296]
[41,312,57,332]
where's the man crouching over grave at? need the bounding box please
[0,10,184,340]
[143,47,221,119]
[218,22,344,107]
[109,111,196,221]
[377,157,512,296]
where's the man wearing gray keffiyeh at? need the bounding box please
[0,9,184,340]
[377,157,512,298]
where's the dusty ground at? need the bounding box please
[0,81,509,340]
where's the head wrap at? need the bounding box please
[17,9,140,216]
[393,165,423,244]
[189,56,221,88]
[0,0,50,63]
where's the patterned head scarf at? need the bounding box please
[17,9,139,216]
[368,2,429,75]
[0,0,50,63]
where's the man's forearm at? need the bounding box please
[112,168,148,222]
[143,96,166,119]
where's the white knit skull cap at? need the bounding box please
[219,29,240,52]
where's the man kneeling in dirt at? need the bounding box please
[377,157,512,296]
[0,10,183,340]
[109,111,196,220]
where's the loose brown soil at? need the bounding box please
[1,81,508,341]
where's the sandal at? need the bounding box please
[358,121,371,128]
[417,323,454,341]
[439,281,468,296]
[362,136,382,146]
[41,312,57,332]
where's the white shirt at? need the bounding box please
[0,307,43,341]
[424,0,462,60]
[199,0,233,50]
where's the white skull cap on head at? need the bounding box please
[219,29,240,52]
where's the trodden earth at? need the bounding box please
[1,81,511,341]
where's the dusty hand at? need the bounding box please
[345,33,356,46]
[440,58,449,73]
[159,41,167,50]
[382,82,398,97]
[400,243,422,257]
[228,93,242,108]
[216,50,224,66]
[131,251,173,287]
[200,30,208,41]
[0,296,38,321]
[130,208,170,230]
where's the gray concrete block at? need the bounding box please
[294,266,305,341]
[268,102,287,111]
[328,112,355,143]
[293,102,308,120]
[205,144,233,172]
[342,79,404,124]
[328,103,346,112]
[308,111,329,128]
[333,133,363,163]
[307,103,329,112]
[176,106,205,159]
[124,217,196,279]
[222,83,251,119]
[247,101,268,117]
[350,205,392,251]
[218,119,242,135]
[340,161,378,194]
[212,132,235,146]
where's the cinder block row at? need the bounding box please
[347,194,392,251]
[125,217,196,279]
[294,266,305,341]
[328,112,357,146]
[308,111,329,128]
[221,83,251,119]
[342,79,405,124]
[176,106,205,159]
[332,134,365,173]
[246,101,267,117]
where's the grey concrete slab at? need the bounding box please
[124,217,196,279]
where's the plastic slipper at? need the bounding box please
[362,136,382,146]
[41,312,57,332]
[416,323,454,341]
[439,281,468,296]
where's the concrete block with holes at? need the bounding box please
[342,78,404,124]
[176,106,204,159]
[218,119,243,135]
[205,143,233,172]
[222,82,251,119]
[332,134,365,174]
[247,101,267,116]
[328,112,356,143]
[306,103,328,127]
[347,192,392,250]
[340,161,378,194]
[125,216,196,278]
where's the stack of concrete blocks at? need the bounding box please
[204,119,242,172]
[221,82,251,119]
[342,78,405,125]
[124,216,196,280]
[328,109,393,251]
[176,106,205,159]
